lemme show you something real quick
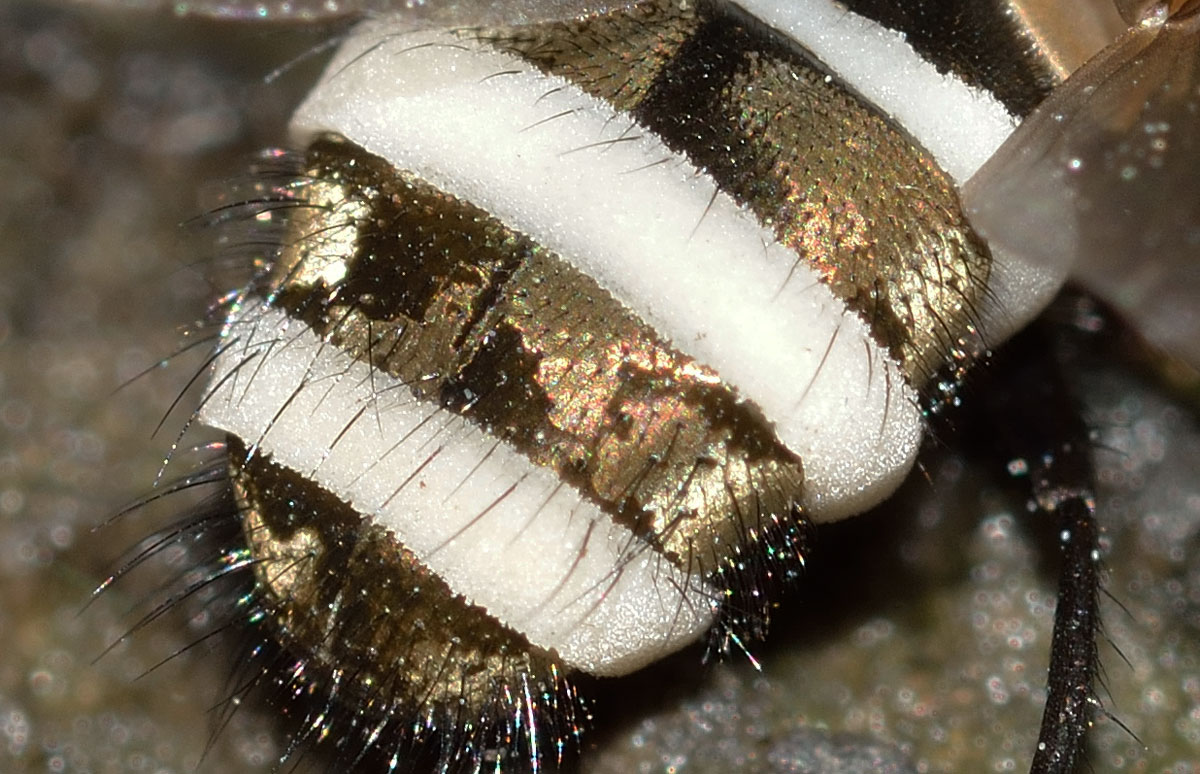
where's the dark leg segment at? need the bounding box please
[975,297,1102,774]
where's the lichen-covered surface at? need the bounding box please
[0,3,1196,773]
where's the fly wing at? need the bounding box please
[964,4,1200,369]
[1116,0,1196,24]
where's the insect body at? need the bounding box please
[200,0,1066,767]
[110,0,1199,772]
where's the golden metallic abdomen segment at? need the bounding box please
[229,437,581,732]
[479,0,993,386]
[265,137,805,577]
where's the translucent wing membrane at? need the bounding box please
[1116,0,1195,24]
[965,2,1200,370]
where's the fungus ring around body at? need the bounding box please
[202,303,719,676]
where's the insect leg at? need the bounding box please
[976,294,1103,774]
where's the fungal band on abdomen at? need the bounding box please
[203,302,717,676]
